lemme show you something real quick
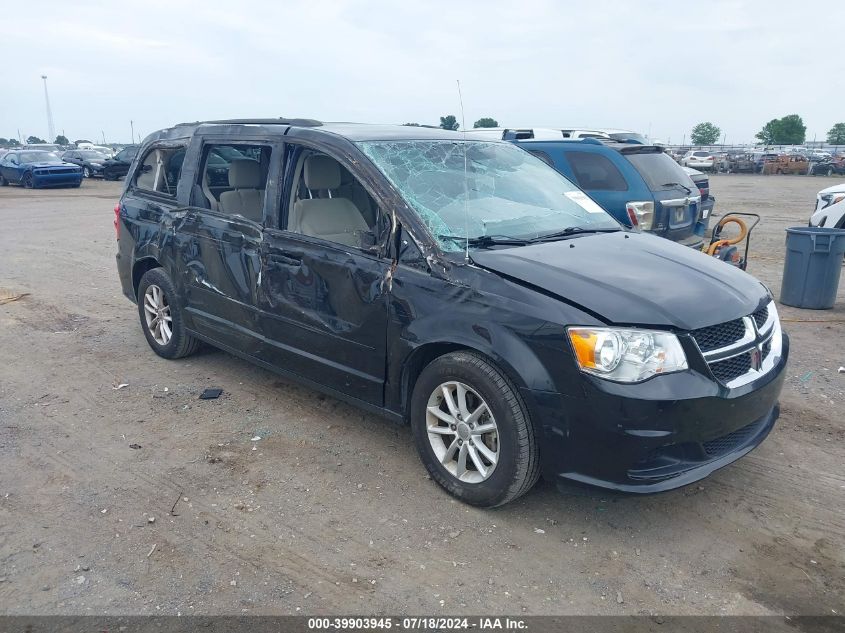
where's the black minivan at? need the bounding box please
[115,119,788,507]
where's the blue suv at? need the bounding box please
[515,139,710,247]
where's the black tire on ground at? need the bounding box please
[827,168,834,177]
[410,350,540,507]
[136,267,201,360]
[0,174,7,186]
[22,173,33,188]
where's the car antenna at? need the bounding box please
[457,79,470,262]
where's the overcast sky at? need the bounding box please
[3,0,842,145]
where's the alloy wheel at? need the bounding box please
[83,167,91,178]
[22,173,33,188]
[426,381,499,483]
[143,284,173,346]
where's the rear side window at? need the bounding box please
[625,151,696,192]
[134,146,186,196]
[565,151,628,191]
[194,143,272,222]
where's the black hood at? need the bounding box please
[470,232,768,331]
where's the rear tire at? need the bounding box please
[137,268,200,359]
[410,351,540,507]
[83,166,91,178]
[0,174,7,186]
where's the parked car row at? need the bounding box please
[669,147,845,176]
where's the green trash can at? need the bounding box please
[780,226,845,309]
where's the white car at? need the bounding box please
[810,182,845,228]
[463,127,571,141]
[91,145,115,158]
[681,150,715,170]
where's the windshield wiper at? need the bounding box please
[661,182,692,195]
[529,226,621,242]
[439,234,531,248]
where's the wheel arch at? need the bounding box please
[132,257,163,299]
[396,323,557,423]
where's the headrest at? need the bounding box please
[304,155,341,190]
[228,158,261,188]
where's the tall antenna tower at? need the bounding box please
[41,75,55,143]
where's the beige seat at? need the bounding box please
[219,159,264,222]
[291,155,369,247]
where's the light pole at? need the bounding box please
[130,120,135,144]
[41,75,55,143]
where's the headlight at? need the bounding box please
[625,201,654,230]
[567,327,688,383]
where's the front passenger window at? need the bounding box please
[286,151,381,249]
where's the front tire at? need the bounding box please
[137,268,200,359]
[83,166,91,178]
[411,351,540,507]
[22,172,34,188]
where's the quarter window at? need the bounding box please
[134,146,186,196]
[565,151,628,191]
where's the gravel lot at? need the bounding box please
[0,175,843,616]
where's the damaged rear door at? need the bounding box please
[257,142,391,406]
[172,136,282,357]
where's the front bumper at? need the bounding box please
[32,171,83,187]
[528,332,789,493]
[810,202,845,228]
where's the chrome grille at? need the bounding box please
[690,319,746,353]
[752,305,769,330]
[709,353,752,383]
[693,300,781,388]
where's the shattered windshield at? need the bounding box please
[358,140,619,251]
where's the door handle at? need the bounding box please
[267,253,301,266]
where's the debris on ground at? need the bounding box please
[838,367,844,373]
[251,436,261,441]
[112,382,129,390]
[146,544,157,558]
[147,516,155,524]
[616,590,624,604]
[169,492,183,516]
[129,444,142,450]
[0,292,30,305]
[199,388,223,400]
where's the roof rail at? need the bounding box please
[175,117,323,127]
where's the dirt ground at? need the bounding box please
[0,174,843,617]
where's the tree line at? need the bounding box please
[690,116,845,146]
[4,117,845,148]
[0,134,74,147]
